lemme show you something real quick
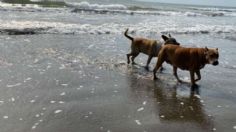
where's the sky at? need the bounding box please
[143,0,236,7]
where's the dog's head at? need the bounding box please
[162,34,180,45]
[204,47,219,66]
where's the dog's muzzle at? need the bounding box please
[213,61,219,66]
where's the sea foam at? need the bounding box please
[66,1,127,10]
[1,20,236,36]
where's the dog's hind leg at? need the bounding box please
[173,66,182,83]
[127,53,131,64]
[159,65,164,72]
[131,53,139,65]
[195,70,201,82]
[145,55,153,70]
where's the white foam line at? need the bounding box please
[1,20,236,35]
[137,107,144,112]
[135,120,142,125]
[59,101,65,104]
[160,115,165,118]
[30,100,36,103]
[3,116,8,119]
[50,101,56,104]
[61,84,68,86]
[54,110,62,114]
[60,92,66,96]
[24,77,32,82]
[142,101,147,105]
[66,1,127,10]
[7,83,22,88]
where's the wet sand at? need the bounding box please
[0,34,236,132]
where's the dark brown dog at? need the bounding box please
[124,29,180,70]
[153,45,219,91]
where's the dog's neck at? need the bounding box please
[200,49,208,68]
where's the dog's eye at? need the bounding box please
[213,54,219,58]
[210,54,218,58]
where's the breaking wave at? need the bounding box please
[66,1,127,10]
[0,1,66,13]
[1,1,236,17]
[189,7,236,12]
[67,1,236,17]
[1,20,236,36]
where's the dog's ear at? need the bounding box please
[161,35,169,41]
[168,34,172,38]
[204,47,209,55]
[216,48,218,51]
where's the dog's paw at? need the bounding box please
[153,76,158,80]
[191,84,199,91]
[191,84,200,95]
[160,67,165,71]
[145,66,149,71]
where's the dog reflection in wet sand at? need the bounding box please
[153,45,219,92]
[127,78,214,131]
[124,28,180,70]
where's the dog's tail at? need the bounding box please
[124,28,133,41]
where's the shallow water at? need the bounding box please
[0,34,235,132]
[1,0,236,132]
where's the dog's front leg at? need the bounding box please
[195,70,201,82]
[190,70,198,92]
[173,66,182,83]
[153,60,163,80]
[153,52,165,80]
[145,56,153,70]
[153,67,158,80]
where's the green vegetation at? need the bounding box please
[2,0,67,8]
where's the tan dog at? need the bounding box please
[153,45,219,91]
[124,29,180,70]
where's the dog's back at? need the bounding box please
[132,38,162,56]
[159,45,207,70]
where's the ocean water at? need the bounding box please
[1,0,236,132]
[1,0,236,37]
